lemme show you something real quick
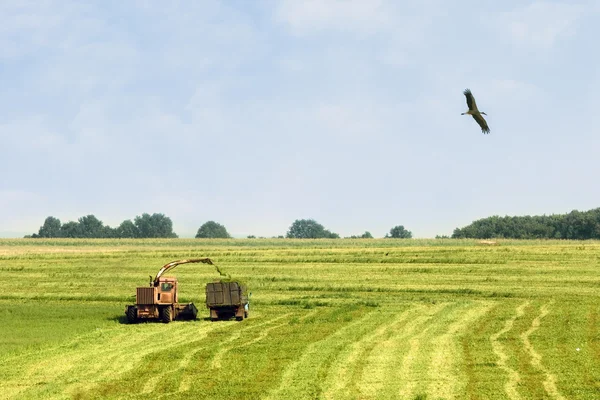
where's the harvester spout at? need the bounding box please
[153,258,214,285]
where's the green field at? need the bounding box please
[0,238,598,399]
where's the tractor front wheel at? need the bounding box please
[160,307,172,323]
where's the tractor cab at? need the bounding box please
[155,277,178,304]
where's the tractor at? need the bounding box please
[125,258,214,323]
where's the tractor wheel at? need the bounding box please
[160,307,172,323]
[126,307,137,324]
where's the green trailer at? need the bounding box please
[205,281,249,321]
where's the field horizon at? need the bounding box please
[0,238,598,399]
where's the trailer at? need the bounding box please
[205,281,249,321]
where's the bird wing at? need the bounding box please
[463,89,478,111]
[472,113,490,134]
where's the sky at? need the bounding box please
[1,0,600,238]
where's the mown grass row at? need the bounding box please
[0,239,598,399]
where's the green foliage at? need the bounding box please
[386,225,413,238]
[116,219,137,238]
[60,221,83,238]
[134,213,178,238]
[286,219,339,239]
[452,208,600,239]
[37,216,62,238]
[78,215,105,238]
[30,213,178,238]
[195,220,231,238]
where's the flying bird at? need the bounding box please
[462,89,490,134]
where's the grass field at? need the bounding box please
[0,238,598,399]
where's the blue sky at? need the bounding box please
[1,0,599,238]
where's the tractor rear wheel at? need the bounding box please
[126,307,137,324]
[160,307,172,323]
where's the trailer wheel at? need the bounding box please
[160,307,172,323]
[126,307,137,324]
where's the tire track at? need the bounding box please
[359,303,449,400]
[397,303,463,400]
[490,301,529,400]
[263,309,380,400]
[521,302,566,400]
[77,323,206,387]
[141,323,225,394]
[176,310,319,393]
[12,325,179,398]
[68,324,209,398]
[231,309,319,353]
[321,306,418,400]
[10,322,216,399]
[210,313,292,369]
[427,301,493,399]
[177,312,298,393]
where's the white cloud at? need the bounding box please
[498,2,584,49]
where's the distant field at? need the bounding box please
[0,238,598,399]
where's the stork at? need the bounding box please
[462,89,490,134]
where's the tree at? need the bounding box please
[102,225,117,238]
[451,208,600,239]
[134,213,178,238]
[38,216,62,238]
[78,215,105,238]
[386,225,412,238]
[286,219,339,239]
[60,221,82,238]
[195,221,231,238]
[115,220,138,238]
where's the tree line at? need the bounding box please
[27,216,413,239]
[452,208,600,239]
[28,213,178,238]
[29,207,600,239]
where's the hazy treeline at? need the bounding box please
[27,216,412,239]
[452,208,600,239]
[28,213,178,238]
[29,208,600,239]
